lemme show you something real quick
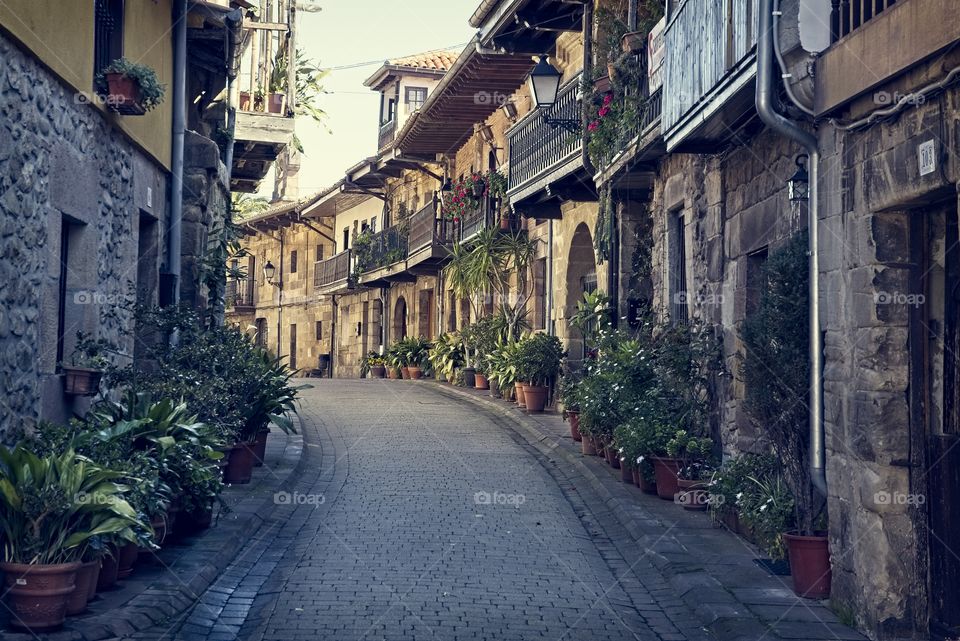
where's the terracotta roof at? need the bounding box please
[386,49,459,72]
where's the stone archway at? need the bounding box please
[393,296,407,340]
[565,223,597,363]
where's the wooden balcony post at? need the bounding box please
[286,0,297,116]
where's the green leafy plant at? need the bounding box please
[96,58,166,111]
[69,331,114,369]
[428,334,464,382]
[0,446,143,565]
[515,333,566,387]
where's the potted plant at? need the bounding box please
[558,373,583,441]
[515,334,564,412]
[740,232,829,598]
[62,331,110,396]
[361,351,386,378]
[656,430,712,503]
[0,446,142,630]
[96,58,166,115]
[402,337,430,380]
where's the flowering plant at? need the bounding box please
[440,170,506,221]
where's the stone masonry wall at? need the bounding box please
[0,30,168,435]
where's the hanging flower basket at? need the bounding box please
[97,58,165,116]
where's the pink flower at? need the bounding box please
[587,121,599,132]
[603,93,613,106]
[598,105,611,117]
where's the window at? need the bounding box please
[342,228,349,251]
[405,87,427,112]
[315,245,324,262]
[669,210,689,325]
[289,250,298,274]
[386,97,396,123]
[289,324,297,370]
[94,0,124,81]
[369,217,377,233]
[315,320,322,340]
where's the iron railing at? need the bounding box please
[360,227,408,273]
[408,200,452,254]
[507,72,583,194]
[314,250,352,288]
[831,0,897,42]
[378,119,397,150]
[226,278,255,309]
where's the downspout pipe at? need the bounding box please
[168,0,187,325]
[756,0,826,496]
[580,0,596,178]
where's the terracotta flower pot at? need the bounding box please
[251,428,270,467]
[515,383,526,407]
[621,30,646,53]
[475,374,489,390]
[371,365,386,378]
[267,92,285,114]
[581,435,597,456]
[62,367,102,396]
[784,532,832,599]
[651,457,682,500]
[1,561,80,630]
[594,436,605,457]
[639,472,658,495]
[489,381,501,398]
[104,72,146,115]
[621,464,634,483]
[65,560,99,615]
[388,368,400,379]
[116,541,139,579]
[524,385,548,412]
[631,467,641,487]
[407,366,422,380]
[239,90,252,110]
[401,367,410,379]
[676,478,710,511]
[605,443,621,469]
[223,443,256,484]
[96,551,119,592]
[567,411,582,441]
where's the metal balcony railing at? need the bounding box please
[314,250,352,289]
[831,0,897,42]
[408,201,452,254]
[359,227,407,273]
[507,72,583,195]
[378,119,397,150]
[226,278,255,309]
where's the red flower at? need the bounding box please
[598,105,611,117]
[603,93,613,106]
[587,121,599,132]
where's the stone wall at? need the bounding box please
[0,30,169,435]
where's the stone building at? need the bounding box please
[0,0,295,433]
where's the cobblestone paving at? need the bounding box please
[136,380,708,641]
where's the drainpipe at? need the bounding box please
[756,0,826,496]
[276,230,284,358]
[580,0,596,178]
[330,294,338,378]
[547,219,555,335]
[168,0,187,329]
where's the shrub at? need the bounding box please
[515,333,565,387]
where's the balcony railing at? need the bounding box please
[378,119,397,150]
[831,0,897,42]
[662,0,759,135]
[459,196,497,242]
[408,201,453,254]
[359,227,408,273]
[226,278,255,310]
[508,72,583,195]
[314,250,352,289]
[237,0,296,116]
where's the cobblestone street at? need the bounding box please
[143,380,707,641]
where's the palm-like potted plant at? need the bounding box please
[402,337,431,380]
[0,446,142,630]
[96,58,166,115]
[515,334,565,413]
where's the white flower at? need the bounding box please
[759,504,768,512]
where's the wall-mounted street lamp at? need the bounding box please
[263,260,281,287]
[788,154,810,203]
[527,56,580,133]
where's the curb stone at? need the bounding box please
[429,382,867,641]
[0,418,306,641]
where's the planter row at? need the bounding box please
[1,431,273,631]
[371,368,553,413]
[566,412,831,601]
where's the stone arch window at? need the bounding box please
[393,296,407,340]
[566,222,597,363]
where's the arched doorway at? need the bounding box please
[393,296,407,340]
[566,223,597,363]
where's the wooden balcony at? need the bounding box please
[232,0,296,192]
[507,72,583,203]
[378,119,397,151]
[314,250,354,294]
[407,201,454,274]
[225,278,256,313]
[830,0,897,42]
[662,0,759,151]
[357,227,410,288]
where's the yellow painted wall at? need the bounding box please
[0,0,173,169]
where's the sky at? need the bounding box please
[273,1,478,198]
